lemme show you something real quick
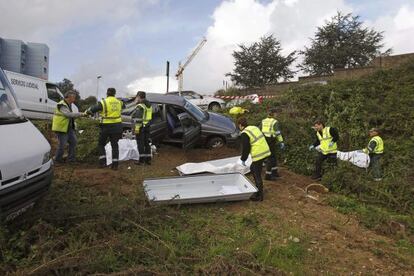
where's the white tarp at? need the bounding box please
[105,139,140,165]
[337,150,370,168]
[176,155,253,175]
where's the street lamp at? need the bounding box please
[96,75,102,100]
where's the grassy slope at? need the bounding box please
[1,146,414,275]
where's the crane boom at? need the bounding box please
[176,37,207,95]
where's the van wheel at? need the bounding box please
[208,102,221,112]
[207,137,225,149]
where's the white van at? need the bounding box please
[4,70,64,120]
[0,67,53,220]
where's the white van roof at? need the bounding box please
[4,70,57,86]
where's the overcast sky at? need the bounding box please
[1,0,414,98]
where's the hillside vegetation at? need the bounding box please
[235,60,414,235]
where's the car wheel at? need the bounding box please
[208,102,221,112]
[122,128,135,140]
[207,136,225,149]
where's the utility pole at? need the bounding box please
[166,61,170,94]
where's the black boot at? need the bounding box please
[111,161,119,171]
[99,159,107,168]
[251,192,263,201]
[251,181,264,201]
[265,173,277,181]
[311,174,321,180]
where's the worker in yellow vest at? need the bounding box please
[309,119,339,180]
[259,108,285,180]
[363,128,384,181]
[238,117,271,201]
[86,88,125,170]
[132,91,153,165]
[52,91,84,163]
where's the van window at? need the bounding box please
[46,85,63,103]
[0,70,24,121]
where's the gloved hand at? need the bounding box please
[84,109,92,116]
[328,141,334,147]
[308,145,315,151]
[279,143,285,150]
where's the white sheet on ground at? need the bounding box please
[337,150,370,168]
[176,155,253,175]
[105,139,140,165]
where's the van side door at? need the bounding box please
[5,72,47,119]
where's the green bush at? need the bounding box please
[32,118,101,162]
[239,60,414,218]
[75,118,100,162]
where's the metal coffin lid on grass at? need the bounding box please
[143,173,257,205]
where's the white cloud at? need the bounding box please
[70,51,155,99]
[180,0,352,94]
[3,0,414,98]
[127,76,177,95]
[0,0,161,98]
[0,0,154,42]
[369,5,414,54]
[127,0,277,95]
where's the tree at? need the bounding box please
[77,96,97,111]
[227,35,296,88]
[300,12,391,75]
[57,78,81,101]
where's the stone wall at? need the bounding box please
[254,52,414,96]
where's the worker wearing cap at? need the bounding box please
[86,88,125,170]
[259,108,285,180]
[132,91,153,165]
[363,128,384,181]
[52,90,85,163]
[238,117,271,201]
[309,119,339,180]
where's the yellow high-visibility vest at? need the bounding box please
[100,96,122,124]
[369,135,384,154]
[52,100,70,133]
[261,117,284,142]
[261,118,277,137]
[242,126,271,161]
[135,103,152,134]
[316,126,337,155]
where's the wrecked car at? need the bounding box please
[121,93,239,149]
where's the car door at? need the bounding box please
[177,112,201,149]
[149,103,167,144]
[45,83,64,118]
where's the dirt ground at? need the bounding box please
[53,145,413,275]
